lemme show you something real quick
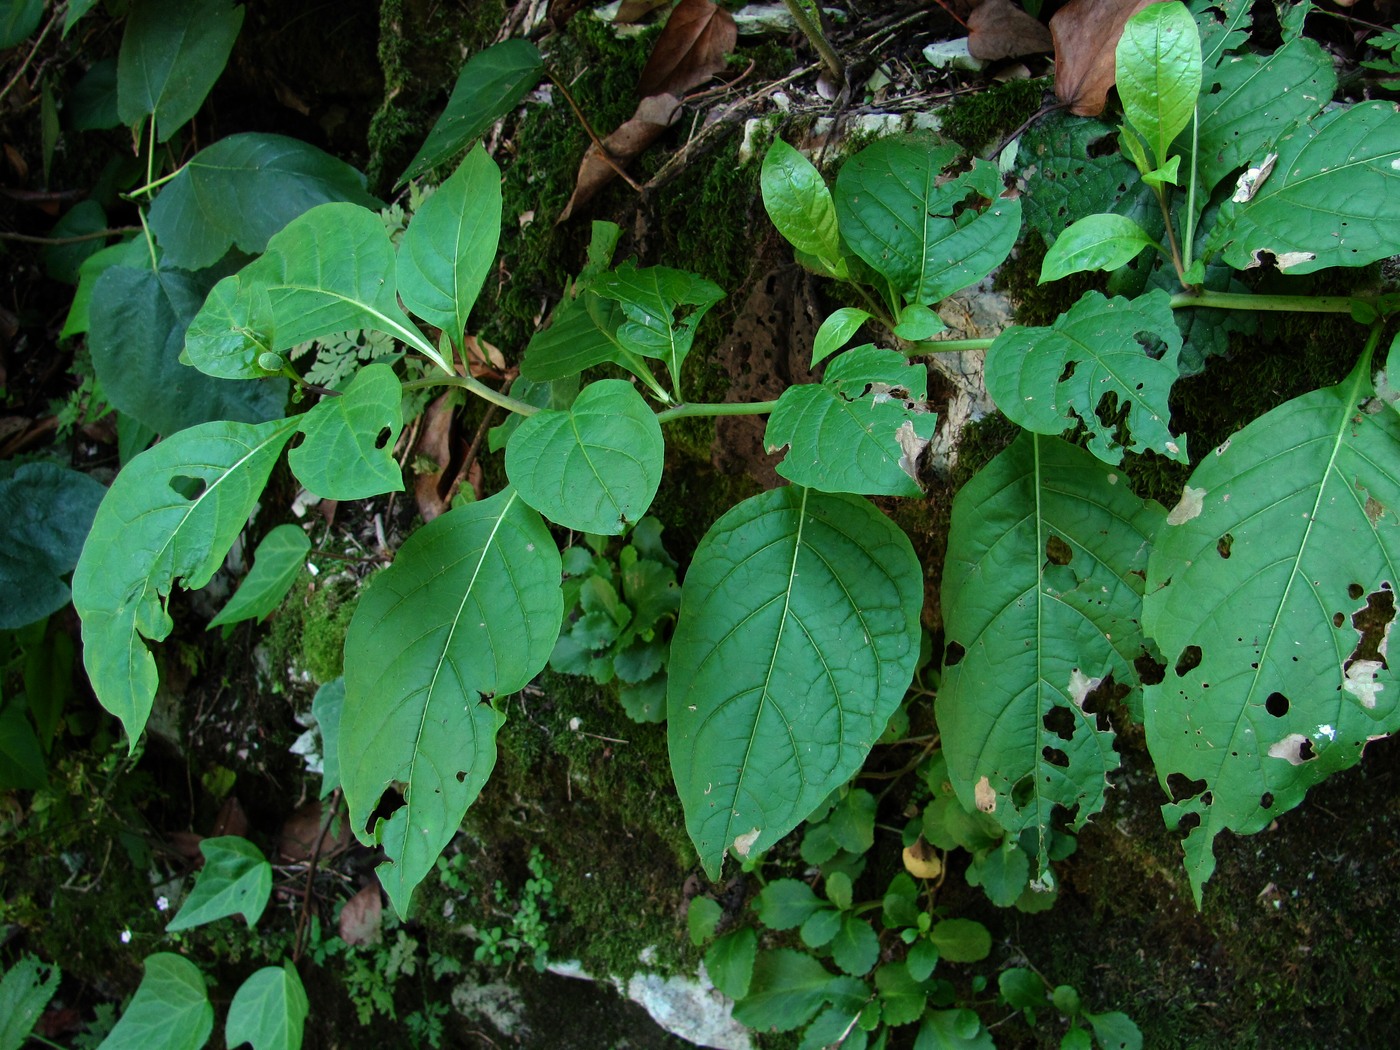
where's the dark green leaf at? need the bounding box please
[801,907,843,948]
[0,0,42,49]
[44,200,108,283]
[0,953,59,1050]
[915,1009,994,1050]
[706,927,757,1000]
[828,788,877,855]
[312,679,345,799]
[971,839,1030,907]
[907,938,938,982]
[733,950,836,1032]
[116,0,244,141]
[999,968,1046,1009]
[519,290,632,382]
[754,879,824,930]
[166,836,273,931]
[68,56,120,130]
[618,674,667,723]
[929,918,991,963]
[1085,1011,1142,1050]
[0,704,46,791]
[207,524,309,629]
[874,962,927,1026]
[687,896,722,946]
[831,915,880,976]
[593,262,724,389]
[0,463,106,630]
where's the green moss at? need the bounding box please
[939,78,1050,154]
[265,570,361,687]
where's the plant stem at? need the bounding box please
[781,0,844,87]
[655,399,779,424]
[0,8,58,106]
[1170,290,1400,315]
[401,374,541,416]
[0,226,141,245]
[1181,107,1200,278]
[1155,185,1186,282]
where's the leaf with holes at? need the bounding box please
[937,433,1163,874]
[116,0,243,141]
[340,490,562,917]
[1203,102,1400,274]
[73,417,299,745]
[289,363,404,500]
[1143,351,1400,905]
[99,954,212,1050]
[668,487,922,879]
[592,262,724,390]
[506,379,664,534]
[208,524,310,629]
[985,290,1185,465]
[166,836,273,931]
[765,346,937,497]
[835,136,1020,307]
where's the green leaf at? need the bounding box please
[69,56,120,130]
[874,962,927,1026]
[1054,984,1083,1016]
[985,290,1185,464]
[1086,1011,1142,1050]
[1062,1029,1093,1050]
[762,138,841,268]
[1116,2,1202,167]
[519,290,634,383]
[224,963,308,1050]
[0,0,43,49]
[754,878,825,930]
[705,927,757,1000]
[45,200,108,283]
[906,938,938,982]
[687,896,722,946]
[1205,103,1400,274]
[0,702,46,791]
[0,463,106,630]
[64,0,101,36]
[166,836,273,931]
[813,308,872,368]
[186,203,443,380]
[765,346,938,496]
[800,1007,865,1050]
[831,915,880,976]
[340,490,562,917]
[619,674,668,723]
[893,303,945,342]
[928,919,991,963]
[593,262,724,390]
[0,953,59,1050]
[62,236,146,339]
[312,678,345,798]
[669,487,922,879]
[915,1009,995,1050]
[834,136,1021,306]
[999,967,1046,1010]
[801,907,843,948]
[1192,37,1334,196]
[1038,214,1158,283]
[400,40,543,185]
[208,524,309,629]
[99,953,213,1050]
[826,870,854,911]
[397,146,501,351]
[883,873,920,929]
[937,434,1163,871]
[116,0,244,141]
[733,949,837,1032]
[90,266,288,435]
[149,134,379,271]
[1142,353,1400,905]
[73,418,299,744]
[506,379,664,534]
[289,363,404,500]
[1193,0,1252,78]
[970,839,1030,907]
[823,789,875,857]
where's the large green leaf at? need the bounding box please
[1038,214,1159,284]
[764,346,937,496]
[288,363,404,500]
[1142,352,1400,905]
[225,963,308,1050]
[207,524,310,629]
[1192,37,1334,196]
[937,434,1163,873]
[834,136,1020,306]
[185,203,445,380]
[985,290,1185,465]
[733,950,840,1032]
[1204,102,1400,274]
[99,953,213,1050]
[149,134,379,271]
[0,954,59,1050]
[72,417,299,744]
[116,0,243,141]
[397,146,501,352]
[505,379,663,535]
[89,266,288,435]
[399,40,543,185]
[519,290,632,382]
[761,138,841,270]
[0,464,106,630]
[1116,2,1202,169]
[1192,0,1252,80]
[166,836,273,931]
[668,487,922,879]
[593,262,724,391]
[340,490,562,917]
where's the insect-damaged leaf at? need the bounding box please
[289,363,404,501]
[668,487,922,880]
[637,0,737,98]
[1143,351,1400,906]
[937,433,1163,874]
[340,490,562,917]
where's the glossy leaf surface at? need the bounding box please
[1116,1,1201,167]
[289,363,404,500]
[1038,214,1157,283]
[207,524,309,629]
[225,963,308,1050]
[166,836,272,931]
[99,953,212,1050]
[762,138,841,269]
[812,307,871,368]
[116,0,243,141]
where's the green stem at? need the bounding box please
[1169,290,1400,315]
[1182,107,1200,277]
[401,374,541,416]
[136,208,158,271]
[656,399,780,424]
[781,0,844,86]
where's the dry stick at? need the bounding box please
[0,226,142,245]
[928,0,970,30]
[292,788,342,963]
[546,69,645,192]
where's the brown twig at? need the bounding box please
[0,226,141,245]
[928,0,970,31]
[292,789,342,963]
[546,68,645,192]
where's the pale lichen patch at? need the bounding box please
[1167,485,1206,526]
[732,827,761,857]
[974,775,996,813]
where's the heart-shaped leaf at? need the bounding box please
[99,953,212,1050]
[289,363,404,500]
[225,963,308,1050]
[116,0,243,141]
[166,836,272,931]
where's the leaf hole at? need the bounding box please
[1045,535,1073,566]
[1346,585,1396,674]
[1087,137,1117,159]
[168,475,207,500]
[1011,775,1034,809]
[1058,360,1077,383]
[287,430,306,450]
[1178,811,1201,833]
[1265,692,1289,717]
[1349,582,1365,600]
[1260,792,1274,810]
[1166,772,1207,803]
[1041,746,1070,768]
[367,784,407,835]
[1174,645,1202,677]
[944,641,966,668]
[1134,653,1166,686]
[1333,612,1345,628]
[455,770,469,783]
[1043,705,1076,741]
[1216,533,1233,559]
[375,426,392,450]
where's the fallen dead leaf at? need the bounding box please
[968,0,1053,61]
[558,93,682,222]
[462,334,508,379]
[638,0,737,98]
[169,831,204,862]
[413,391,476,521]
[615,0,671,23]
[339,883,384,946]
[1050,0,1165,116]
[902,838,943,880]
[210,796,249,839]
[276,799,352,863]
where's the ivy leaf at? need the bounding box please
[397,146,501,353]
[0,953,59,1050]
[762,137,841,269]
[207,524,310,629]
[834,136,1021,306]
[1143,353,1400,905]
[765,346,938,496]
[705,928,757,1000]
[733,949,838,1032]
[149,134,379,271]
[289,363,404,500]
[0,464,106,630]
[593,262,724,389]
[1038,214,1158,284]
[166,836,272,932]
[985,290,1185,465]
[185,203,444,380]
[116,0,243,141]
[340,490,562,918]
[506,379,664,535]
[1204,102,1400,274]
[915,1009,995,1050]
[669,487,922,879]
[73,418,299,745]
[99,953,213,1050]
[1115,2,1202,168]
[399,40,542,185]
[224,963,308,1050]
[937,434,1163,873]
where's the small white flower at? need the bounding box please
[156,896,169,912]
[120,929,132,944]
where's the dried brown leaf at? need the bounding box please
[1050,0,1165,116]
[638,0,737,98]
[339,883,384,947]
[615,0,671,23]
[557,93,682,222]
[276,799,351,863]
[210,796,249,839]
[968,0,1053,60]
[413,391,467,522]
[170,830,204,862]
